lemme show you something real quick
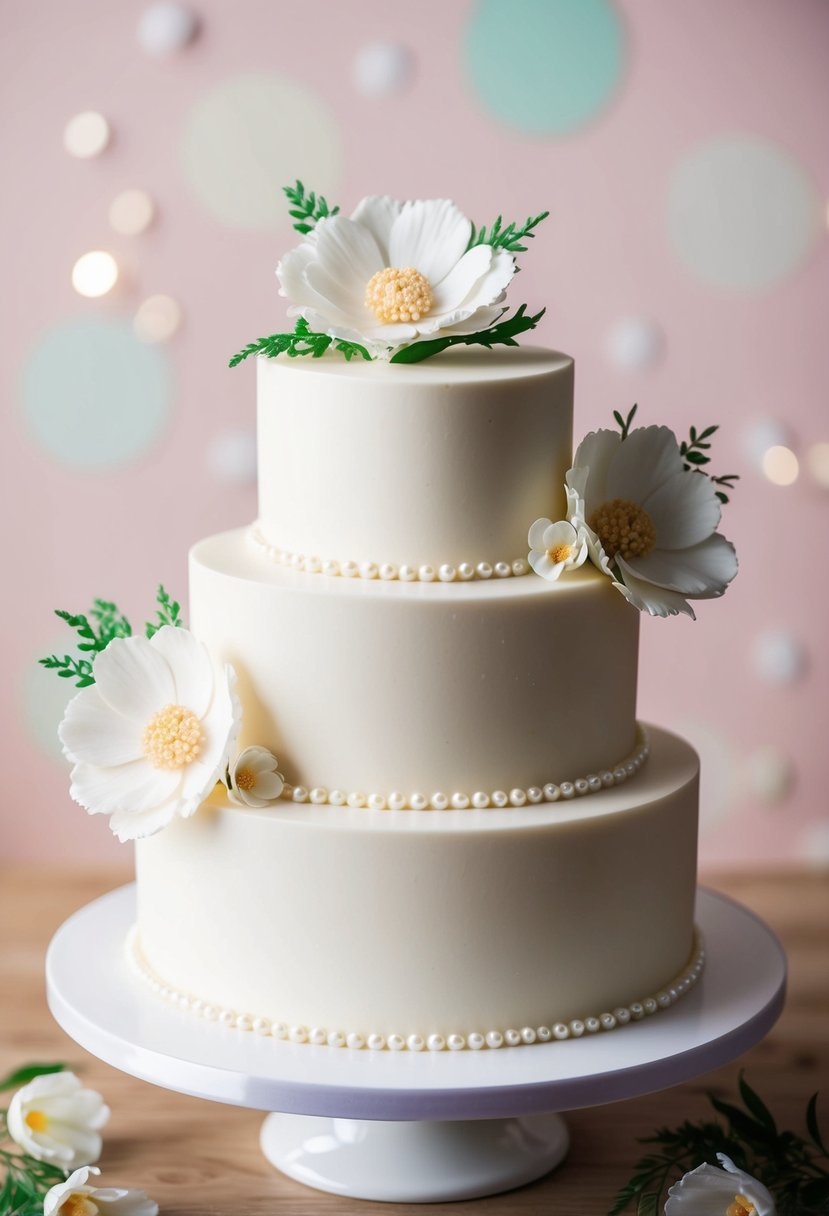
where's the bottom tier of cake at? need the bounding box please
[133,725,699,1049]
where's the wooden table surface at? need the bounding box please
[1,867,827,1215]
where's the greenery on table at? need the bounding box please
[610,1074,829,1215]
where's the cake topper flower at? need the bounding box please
[230,181,548,366]
[225,745,285,808]
[562,406,738,619]
[527,518,588,581]
[41,588,240,841]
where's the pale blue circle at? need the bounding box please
[464,0,625,135]
[21,318,172,469]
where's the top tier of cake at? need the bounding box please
[256,346,573,570]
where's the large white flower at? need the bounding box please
[277,196,516,356]
[59,626,240,842]
[226,745,285,808]
[665,1153,776,1215]
[527,518,588,581]
[566,425,738,618]
[7,1071,109,1167]
[44,1166,159,1216]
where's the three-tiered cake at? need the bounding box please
[53,190,737,1052]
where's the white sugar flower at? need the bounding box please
[59,626,240,842]
[44,1166,159,1216]
[527,518,588,581]
[665,1153,776,1215]
[227,745,285,808]
[566,425,738,618]
[7,1071,109,1167]
[277,195,516,356]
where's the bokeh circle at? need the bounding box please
[669,135,822,290]
[181,73,342,229]
[464,0,625,135]
[21,318,172,469]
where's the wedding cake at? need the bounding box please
[48,188,737,1052]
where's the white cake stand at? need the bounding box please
[46,886,785,1204]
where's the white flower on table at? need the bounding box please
[43,1166,158,1216]
[227,745,285,808]
[59,626,240,842]
[565,425,738,618]
[277,195,516,357]
[7,1071,109,1168]
[527,518,588,581]
[665,1153,776,1215]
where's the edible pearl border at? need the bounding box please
[284,726,650,812]
[249,524,529,583]
[128,926,705,1052]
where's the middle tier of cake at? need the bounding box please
[190,528,640,796]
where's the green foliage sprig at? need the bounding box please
[0,1062,68,1216]
[680,424,740,504]
[390,304,545,364]
[468,210,550,254]
[40,586,184,687]
[229,318,371,368]
[610,1075,829,1216]
[282,180,339,235]
[614,403,639,440]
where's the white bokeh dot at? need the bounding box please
[669,135,823,290]
[72,251,119,298]
[137,2,199,55]
[762,445,799,486]
[110,189,156,236]
[798,821,829,869]
[741,417,792,471]
[206,429,257,485]
[134,294,182,343]
[752,630,807,685]
[806,441,829,489]
[744,746,795,805]
[352,43,414,98]
[605,318,664,372]
[181,74,341,230]
[63,111,111,158]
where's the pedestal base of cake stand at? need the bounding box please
[46,886,785,1204]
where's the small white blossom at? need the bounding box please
[277,195,516,356]
[566,425,738,618]
[527,518,588,581]
[7,1072,109,1168]
[226,746,285,808]
[59,626,240,841]
[43,1166,159,1216]
[665,1153,776,1215]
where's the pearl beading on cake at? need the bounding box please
[248,524,530,582]
[284,727,650,811]
[128,926,705,1052]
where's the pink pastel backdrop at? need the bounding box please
[1,0,827,866]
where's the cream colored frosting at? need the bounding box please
[256,346,573,569]
[189,528,640,793]
[135,726,699,1040]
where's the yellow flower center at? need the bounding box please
[547,542,573,564]
[365,266,433,323]
[59,1195,97,1216]
[588,498,657,561]
[142,704,204,770]
[726,1198,756,1216]
[25,1109,48,1132]
[235,767,256,792]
